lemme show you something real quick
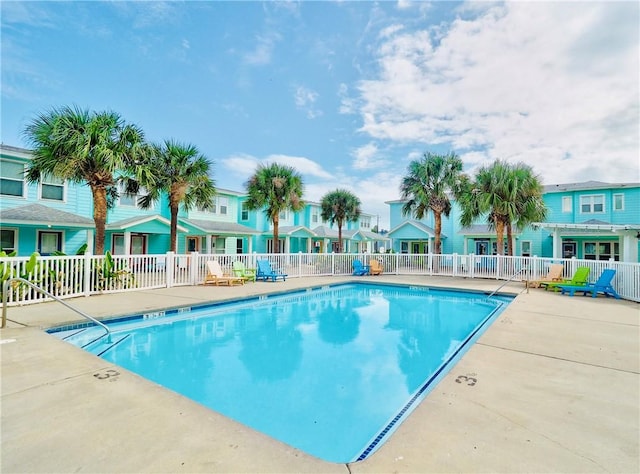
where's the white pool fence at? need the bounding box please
[1,252,639,305]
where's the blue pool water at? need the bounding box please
[51,283,511,462]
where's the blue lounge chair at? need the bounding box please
[256,259,287,282]
[352,259,370,276]
[559,269,620,299]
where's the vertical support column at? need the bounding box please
[83,252,92,297]
[189,251,199,285]
[552,228,562,259]
[166,251,174,288]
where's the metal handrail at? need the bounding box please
[2,277,111,342]
[486,267,528,299]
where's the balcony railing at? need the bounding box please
[1,252,638,305]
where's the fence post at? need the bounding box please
[83,252,92,297]
[190,252,199,285]
[166,252,174,288]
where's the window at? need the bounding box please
[0,160,25,197]
[580,195,604,213]
[583,241,619,261]
[40,174,65,201]
[1,229,17,253]
[613,194,624,211]
[521,241,532,257]
[241,202,249,221]
[279,210,289,221]
[311,209,319,224]
[218,197,228,215]
[361,217,371,229]
[562,196,572,213]
[38,231,62,256]
[119,184,148,208]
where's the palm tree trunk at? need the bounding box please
[506,223,514,256]
[91,185,107,255]
[495,219,505,255]
[170,205,179,252]
[338,219,343,253]
[273,215,280,253]
[434,212,442,254]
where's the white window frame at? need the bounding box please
[580,194,604,214]
[613,193,624,211]
[561,196,572,213]
[218,196,228,215]
[39,174,66,202]
[520,240,532,257]
[241,202,249,221]
[118,184,149,209]
[0,159,26,197]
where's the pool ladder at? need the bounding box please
[486,267,527,299]
[1,277,112,342]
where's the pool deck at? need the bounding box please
[1,275,638,473]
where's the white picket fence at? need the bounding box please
[1,252,639,305]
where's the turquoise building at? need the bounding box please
[0,145,385,256]
[386,181,640,262]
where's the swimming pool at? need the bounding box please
[50,282,512,463]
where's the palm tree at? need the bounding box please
[458,160,511,255]
[505,163,547,255]
[133,140,216,252]
[458,160,547,256]
[320,189,361,253]
[400,151,464,254]
[23,106,147,255]
[244,163,304,253]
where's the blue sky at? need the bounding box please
[2,1,638,229]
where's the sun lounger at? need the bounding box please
[559,269,620,299]
[256,259,287,282]
[204,260,245,286]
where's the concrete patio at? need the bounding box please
[1,275,638,473]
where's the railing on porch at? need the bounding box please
[1,252,638,306]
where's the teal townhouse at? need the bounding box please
[386,181,640,263]
[0,145,386,256]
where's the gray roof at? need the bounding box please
[388,220,440,238]
[182,219,261,235]
[357,230,391,241]
[458,225,505,236]
[0,204,94,227]
[543,181,640,193]
[312,225,339,238]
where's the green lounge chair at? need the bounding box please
[540,266,590,292]
[232,260,256,282]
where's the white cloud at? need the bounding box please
[352,142,388,170]
[221,152,333,184]
[294,85,322,119]
[264,154,333,179]
[354,1,639,185]
[244,32,281,65]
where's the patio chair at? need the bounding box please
[540,266,590,292]
[256,259,287,282]
[559,269,620,299]
[352,259,370,276]
[203,261,245,286]
[232,260,256,282]
[368,258,383,276]
[528,264,564,288]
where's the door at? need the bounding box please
[475,240,489,255]
[562,242,576,258]
[186,236,200,253]
[38,231,62,255]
